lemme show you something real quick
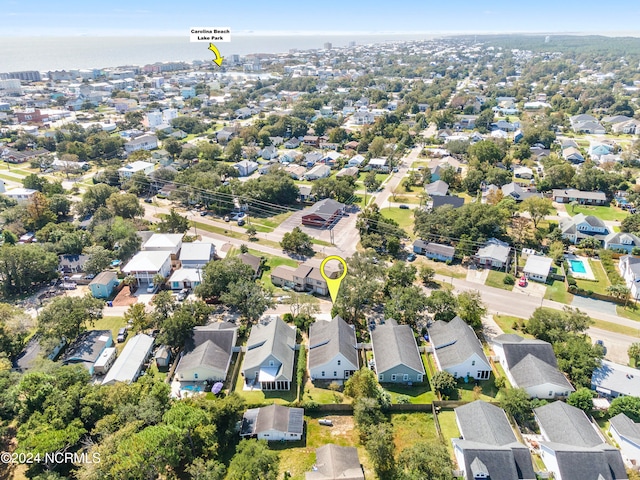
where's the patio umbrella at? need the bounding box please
[211,382,223,394]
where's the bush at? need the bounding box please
[396,395,411,404]
[494,376,506,389]
[503,274,515,285]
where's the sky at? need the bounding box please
[2,0,640,36]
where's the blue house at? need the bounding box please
[89,271,119,299]
[605,231,640,253]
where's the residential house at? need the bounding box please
[552,189,607,205]
[620,255,640,301]
[242,316,296,390]
[514,166,533,179]
[452,401,536,480]
[559,214,609,244]
[270,263,332,296]
[591,360,640,399]
[570,114,606,134]
[491,334,574,399]
[168,268,202,290]
[122,250,172,285]
[335,166,359,178]
[352,111,374,125]
[284,137,301,149]
[474,238,511,270]
[308,315,359,381]
[298,185,313,202]
[301,199,344,228]
[261,145,278,160]
[425,180,449,197]
[605,232,640,253]
[304,152,324,167]
[534,401,627,480]
[304,164,331,181]
[428,316,491,380]
[59,254,88,274]
[562,147,585,164]
[413,240,455,262]
[124,134,158,153]
[142,233,183,256]
[93,348,117,375]
[179,242,214,268]
[102,334,154,386]
[240,404,304,441]
[239,252,262,279]
[118,160,154,179]
[61,330,113,375]
[306,444,364,480]
[233,160,259,177]
[432,195,464,210]
[501,182,541,202]
[285,164,308,180]
[303,136,320,147]
[89,271,119,299]
[216,127,236,144]
[609,413,640,466]
[347,155,365,168]
[368,157,388,172]
[371,319,425,384]
[523,255,553,283]
[3,187,37,204]
[174,323,238,382]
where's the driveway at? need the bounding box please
[512,281,546,298]
[466,267,489,285]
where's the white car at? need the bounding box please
[147,283,156,294]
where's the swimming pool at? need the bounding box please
[570,259,587,274]
[181,385,203,393]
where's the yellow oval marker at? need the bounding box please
[320,255,348,304]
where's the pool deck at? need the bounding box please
[565,254,596,281]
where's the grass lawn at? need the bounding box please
[414,257,467,279]
[574,259,611,295]
[192,220,282,249]
[93,316,128,340]
[615,305,640,324]
[567,205,628,221]
[592,318,640,338]
[391,412,437,451]
[380,207,415,233]
[301,381,350,405]
[392,194,422,205]
[244,248,298,291]
[493,314,530,336]
[384,382,437,404]
[436,410,460,454]
[485,270,514,291]
[545,279,574,304]
[450,375,501,402]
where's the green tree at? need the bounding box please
[83,245,112,275]
[468,140,504,165]
[106,193,144,219]
[0,244,58,295]
[501,387,532,425]
[629,342,640,366]
[333,252,384,324]
[186,458,226,480]
[475,108,495,134]
[162,136,182,159]
[157,208,190,233]
[419,265,436,285]
[37,295,104,344]
[457,291,487,332]
[0,303,31,358]
[365,422,396,479]
[427,289,458,322]
[567,387,595,413]
[384,285,429,328]
[196,257,253,300]
[363,170,381,192]
[280,227,313,255]
[609,396,640,422]
[226,439,279,480]
[521,196,553,229]
[526,307,592,344]
[220,280,273,324]
[368,136,386,158]
[344,368,381,401]
[431,371,456,398]
[76,184,119,217]
[225,138,243,162]
[124,303,151,333]
[396,441,454,480]
[554,336,604,388]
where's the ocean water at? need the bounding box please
[0,34,435,72]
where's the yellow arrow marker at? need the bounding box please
[208,43,224,67]
[320,255,348,304]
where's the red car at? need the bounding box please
[518,276,527,287]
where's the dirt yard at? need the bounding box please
[112,285,138,306]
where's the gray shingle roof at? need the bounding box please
[451,440,535,480]
[534,401,602,447]
[456,401,518,445]
[305,199,345,220]
[509,354,574,391]
[370,320,424,376]
[308,316,358,370]
[244,316,296,382]
[241,404,304,436]
[62,330,112,365]
[428,316,489,371]
[610,413,640,446]
[540,443,627,480]
[306,444,364,480]
[492,334,558,368]
[175,323,237,377]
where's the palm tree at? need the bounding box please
[152,273,166,290]
[123,275,137,294]
[570,200,579,213]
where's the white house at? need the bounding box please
[3,187,37,204]
[118,160,155,179]
[558,214,609,244]
[474,238,511,270]
[514,166,534,179]
[124,134,158,153]
[168,268,202,290]
[101,334,154,386]
[304,164,331,181]
[620,255,640,300]
[179,242,214,268]
[122,250,172,284]
[523,255,553,283]
[428,316,491,380]
[308,315,359,381]
[368,157,388,172]
[491,334,574,399]
[233,160,259,177]
[347,155,365,167]
[240,404,304,441]
[142,233,183,256]
[609,413,640,467]
[174,323,238,382]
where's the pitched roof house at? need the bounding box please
[306,444,364,480]
[474,238,511,270]
[559,214,608,244]
[174,323,238,382]
[102,334,154,386]
[243,316,296,391]
[552,189,607,205]
[428,316,491,380]
[619,255,640,301]
[491,334,574,399]
[523,255,553,283]
[609,413,640,467]
[61,330,113,375]
[452,401,535,480]
[301,199,344,228]
[605,231,640,254]
[308,315,359,381]
[370,319,425,384]
[240,404,304,441]
[534,401,627,480]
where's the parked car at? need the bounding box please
[399,204,409,209]
[518,276,527,287]
[224,215,230,222]
[144,198,153,203]
[200,211,207,216]
[237,218,246,226]
[117,327,128,343]
[147,283,157,294]
[407,253,416,262]
[177,288,190,301]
